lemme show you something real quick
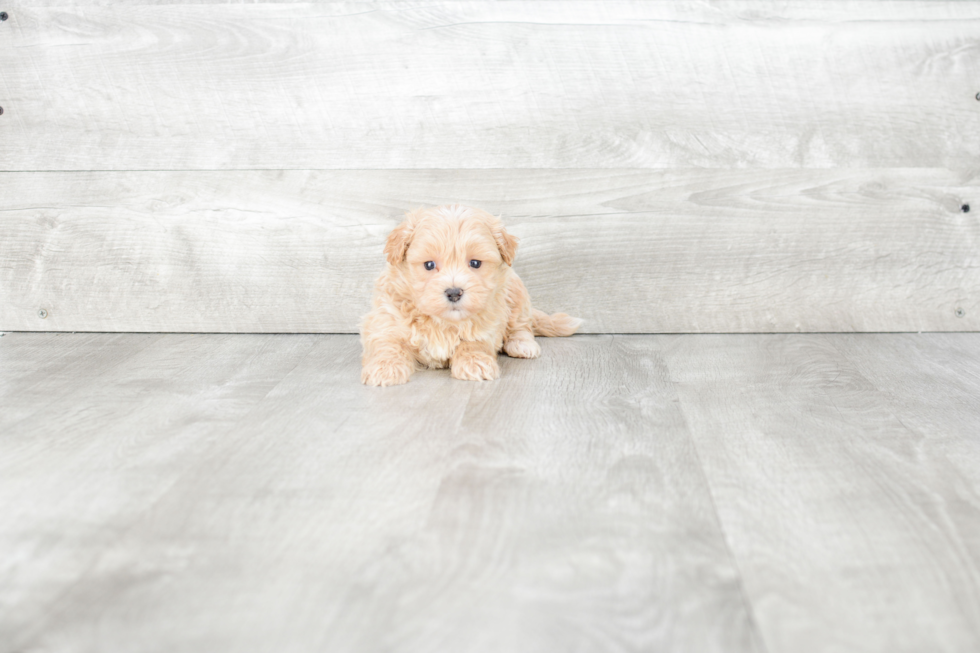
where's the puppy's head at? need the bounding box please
[383,205,518,321]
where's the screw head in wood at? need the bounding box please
[38,309,48,319]
[0,12,8,21]
[0,107,4,116]
[955,308,965,318]
[963,204,971,213]
[976,92,980,101]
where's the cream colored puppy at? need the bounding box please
[360,204,581,386]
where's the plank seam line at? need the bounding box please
[663,348,773,653]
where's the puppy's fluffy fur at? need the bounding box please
[360,204,581,386]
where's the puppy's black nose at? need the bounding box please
[445,287,463,303]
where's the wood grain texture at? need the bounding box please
[0,333,762,653]
[1,168,977,333]
[0,332,164,424]
[0,333,322,653]
[661,334,980,653]
[4,332,980,651]
[2,1,978,170]
[831,332,980,503]
[17,0,980,11]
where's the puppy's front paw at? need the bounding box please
[504,337,541,359]
[451,353,500,381]
[362,357,413,386]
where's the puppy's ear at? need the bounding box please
[492,220,519,266]
[383,211,418,265]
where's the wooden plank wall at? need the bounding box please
[1,1,978,332]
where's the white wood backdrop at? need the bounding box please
[1,1,978,332]
[3,1,979,170]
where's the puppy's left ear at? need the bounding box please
[383,210,419,265]
[492,220,519,266]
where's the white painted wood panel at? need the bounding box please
[1,169,977,333]
[1,1,978,170]
[0,333,761,653]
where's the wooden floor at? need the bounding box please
[2,332,979,653]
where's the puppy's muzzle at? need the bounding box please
[445,287,463,303]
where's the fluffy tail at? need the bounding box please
[532,309,583,337]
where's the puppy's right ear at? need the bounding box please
[383,210,418,265]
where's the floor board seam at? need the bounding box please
[661,339,774,653]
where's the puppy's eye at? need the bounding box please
[424,261,435,271]
[469,260,482,269]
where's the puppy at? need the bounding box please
[360,204,581,386]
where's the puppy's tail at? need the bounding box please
[532,309,583,337]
